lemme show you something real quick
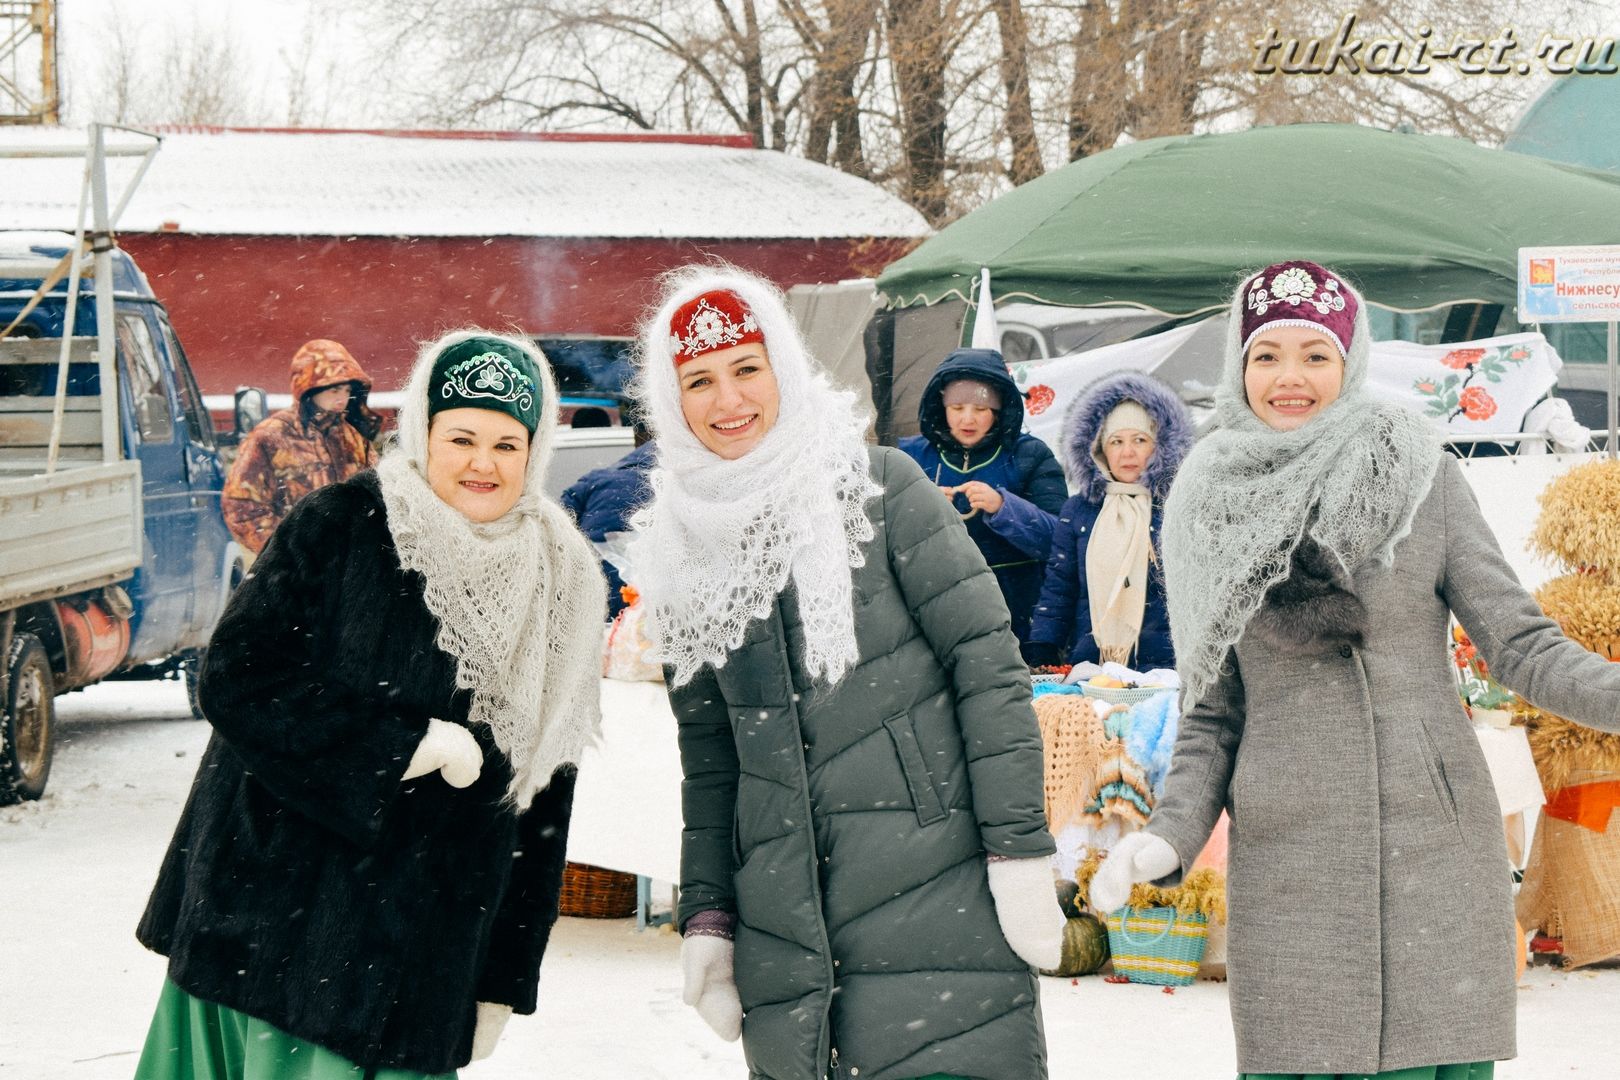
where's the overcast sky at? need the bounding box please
[56,0,397,128]
[48,1,1617,134]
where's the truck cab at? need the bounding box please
[0,230,240,802]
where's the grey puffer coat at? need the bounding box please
[1149,454,1620,1075]
[672,446,1055,1080]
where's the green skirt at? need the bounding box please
[1242,1063,1494,1080]
[134,978,455,1080]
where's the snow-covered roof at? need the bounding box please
[0,127,932,241]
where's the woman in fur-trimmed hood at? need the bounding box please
[1089,260,1620,1080]
[1026,371,1192,669]
[133,330,605,1080]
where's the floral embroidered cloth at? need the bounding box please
[1365,331,1562,439]
[1009,325,1564,458]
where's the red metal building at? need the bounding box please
[5,127,930,397]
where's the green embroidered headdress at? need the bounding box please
[427,336,543,432]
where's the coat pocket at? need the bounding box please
[883,711,948,827]
[1413,717,1460,826]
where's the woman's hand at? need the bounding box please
[943,480,1004,515]
[402,718,484,788]
[681,934,743,1041]
[986,856,1066,970]
[1088,831,1179,913]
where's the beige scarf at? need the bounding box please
[1086,479,1153,666]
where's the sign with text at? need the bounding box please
[1519,245,1620,322]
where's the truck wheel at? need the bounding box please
[0,633,55,804]
[181,650,205,720]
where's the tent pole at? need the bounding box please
[1610,321,1618,461]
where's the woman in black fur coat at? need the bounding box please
[131,331,606,1080]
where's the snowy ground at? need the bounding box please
[5,681,1618,1079]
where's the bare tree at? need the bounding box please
[783,0,879,175]
[86,8,265,127]
[989,0,1042,183]
[358,0,1592,223]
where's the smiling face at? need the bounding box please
[1102,429,1156,484]
[426,407,531,522]
[1243,325,1346,431]
[677,342,780,459]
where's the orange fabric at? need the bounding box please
[1542,780,1620,833]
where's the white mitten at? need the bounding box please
[986,856,1066,970]
[402,718,483,788]
[681,934,742,1041]
[1088,831,1179,914]
[470,1001,511,1062]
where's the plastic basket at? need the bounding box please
[1105,905,1209,986]
[1078,683,1176,707]
[559,861,638,919]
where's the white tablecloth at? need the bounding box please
[565,678,684,884]
[1474,723,1545,868]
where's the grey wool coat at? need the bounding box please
[671,445,1056,1080]
[1149,454,1620,1075]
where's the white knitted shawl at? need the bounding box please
[1161,276,1442,708]
[627,267,882,689]
[377,330,606,809]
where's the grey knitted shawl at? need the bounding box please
[1161,274,1442,707]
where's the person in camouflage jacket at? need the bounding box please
[222,339,382,554]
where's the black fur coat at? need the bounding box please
[136,472,577,1073]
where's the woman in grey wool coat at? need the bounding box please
[626,265,1066,1080]
[1091,260,1620,1080]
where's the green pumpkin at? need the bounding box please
[1041,913,1110,977]
[1054,878,1082,919]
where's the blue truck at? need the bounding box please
[1,199,242,802]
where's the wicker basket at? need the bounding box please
[559,861,638,919]
[1105,905,1210,986]
[1078,683,1175,707]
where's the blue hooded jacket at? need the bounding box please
[899,348,1067,646]
[560,440,657,618]
[1029,372,1193,668]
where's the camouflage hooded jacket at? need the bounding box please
[222,340,381,553]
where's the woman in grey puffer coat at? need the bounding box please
[627,266,1065,1080]
[1092,260,1620,1080]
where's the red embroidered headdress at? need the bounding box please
[1239,260,1359,360]
[669,289,765,366]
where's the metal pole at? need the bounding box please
[44,158,91,474]
[1609,321,1617,461]
[88,123,118,465]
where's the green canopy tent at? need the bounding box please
[866,123,1620,440]
[878,122,1620,314]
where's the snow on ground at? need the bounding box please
[5,681,1618,1079]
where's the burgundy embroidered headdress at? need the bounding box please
[1239,260,1359,360]
[669,289,765,366]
